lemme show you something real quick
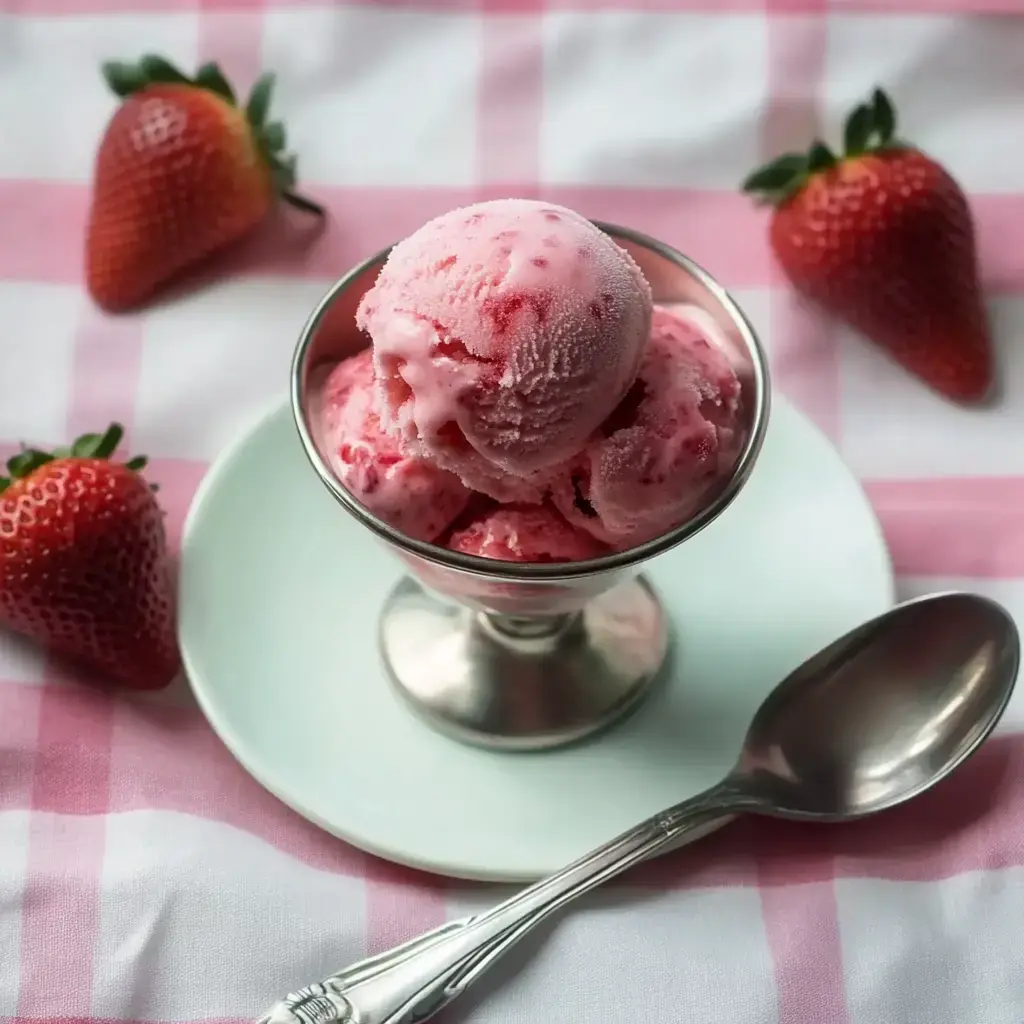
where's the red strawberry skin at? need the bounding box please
[769,149,992,403]
[86,84,272,312]
[0,458,180,690]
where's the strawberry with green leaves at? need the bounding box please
[743,88,993,404]
[0,424,179,691]
[86,54,324,312]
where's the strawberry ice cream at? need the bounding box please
[313,201,747,566]
[356,199,652,502]
[317,350,471,542]
[448,505,606,564]
[551,306,742,549]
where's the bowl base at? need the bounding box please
[378,574,669,751]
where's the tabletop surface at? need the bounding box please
[3,2,1024,1023]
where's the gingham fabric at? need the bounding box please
[3,2,1024,1022]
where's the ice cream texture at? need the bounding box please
[317,350,471,542]
[551,305,742,548]
[313,200,745,564]
[355,198,652,502]
[448,505,606,563]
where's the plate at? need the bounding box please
[179,396,894,882]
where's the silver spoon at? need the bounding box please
[258,591,1019,1024]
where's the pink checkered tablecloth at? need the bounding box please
[3,1,1024,1021]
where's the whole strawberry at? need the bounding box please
[0,424,179,690]
[86,54,323,312]
[742,88,992,404]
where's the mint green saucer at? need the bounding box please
[178,396,893,882]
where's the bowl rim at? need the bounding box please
[290,219,772,582]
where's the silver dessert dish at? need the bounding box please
[291,224,770,751]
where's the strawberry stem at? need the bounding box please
[740,153,807,204]
[742,85,903,206]
[282,191,326,217]
[807,140,836,172]
[246,72,275,128]
[873,88,896,142]
[138,54,190,85]
[102,60,148,98]
[843,104,874,156]
[1,424,151,489]
[72,423,123,459]
[6,450,53,480]
[263,122,285,151]
[195,61,235,103]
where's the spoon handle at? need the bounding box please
[257,781,739,1024]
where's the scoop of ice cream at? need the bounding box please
[356,199,652,501]
[316,350,471,542]
[447,504,606,563]
[551,306,742,549]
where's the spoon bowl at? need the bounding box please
[736,591,1020,820]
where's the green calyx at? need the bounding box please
[0,424,155,495]
[101,54,324,219]
[741,87,904,205]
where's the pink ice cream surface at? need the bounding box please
[317,349,471,543]
[448,505,606,563]
[355,199,652,502]
[552,305,743,549]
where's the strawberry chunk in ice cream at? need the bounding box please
[551,306,742,549]
[356,199,652,502]
[448,505,606,563]
[316,350,471,542]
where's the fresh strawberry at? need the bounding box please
[86,54,324,312]
[742,87,992,404]
[0,424,179,690]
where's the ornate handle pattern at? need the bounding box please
[257,782,742,1024]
